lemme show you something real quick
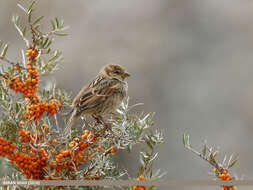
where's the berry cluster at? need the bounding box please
[0,137,16,157]
[8,148,48,179]
[133,175,146,190]
[218,169,230,181]
[9,49,39,98]
[19,129,32,143]
[0,134,48,179]
[213,168,236,190]
[19,128,43,144]
[7,48,62,123]
[48,130,97,178]
[26,96,62,122]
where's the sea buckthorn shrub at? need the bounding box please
[0,1,164,189]
[183,134,238,190]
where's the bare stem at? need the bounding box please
[0,55,26,70]
[184,145,222,173]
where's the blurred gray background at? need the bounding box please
[1,0,253,189]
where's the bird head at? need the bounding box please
[100,64,130,81]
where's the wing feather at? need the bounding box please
[74,76,120,115]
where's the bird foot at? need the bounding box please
[92,115,111,132]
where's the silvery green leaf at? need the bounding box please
[33,16,44,25]
[228,154,239,169]
[22,26,27,37]
[28,1,35,12]
[202,144,207,157]
[55,17,59,28]
[1,43,9,57]
[17,4,27,13]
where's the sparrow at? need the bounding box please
[63,64,130,135]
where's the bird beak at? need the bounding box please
[123,72,130,79]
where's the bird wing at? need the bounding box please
[74,76,120,114]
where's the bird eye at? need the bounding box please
[114,71,121,75]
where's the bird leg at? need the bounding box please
[92,115,110,131]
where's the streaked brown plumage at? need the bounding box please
[63,64,130,135]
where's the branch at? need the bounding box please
[0,55,26,70]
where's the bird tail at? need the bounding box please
[63,109,79,135]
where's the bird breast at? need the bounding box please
[97,81,127,115]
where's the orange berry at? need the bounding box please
[219,174,224,179]
[19,129,26,136]
[84,130,89,135]
[98,145,103,150]
[81,135,87,140]
[88,134,95,142]
[62,150,70,156]
[32,50,38,57]
[52,139,57,144]
[138,175,145,180]
[110,147,117,153]
[82,157,87,162]
[89,154,95,160]
[51,149,56,155]
[74,138,79,142]
[27,49,33,54]
[225,174,230,180]
[42,123,48,131]
[69,141,75,148]
[19,121,25,126]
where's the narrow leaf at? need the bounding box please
[34,25,40,31]
[213,150,219,158]
[202,144,207,157]
[1,43,9,57]
[17,4,27,13]
[54,33,68,36]
[22,26,27,37]
[228,154,239,169]
[50,20,55,30]
[33,16,44,25]
[28,1,35,12]
[209,153,217,167]
[12,15,19,24]
[61,19,64,27]
[44,41,52,49]
[222,155,227,166]
[55,17,59,28]
[183,134,186,146]
[21,50,26,67]
[28,9,32,23]
[228,158,238,169]
[186,134,190,146]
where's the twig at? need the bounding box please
[184,145,222,173]
[13,18,29,47]
[54,114,60,133]
[0,55,26,70]
[83,161,98,176]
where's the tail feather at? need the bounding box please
[63,109,79,135]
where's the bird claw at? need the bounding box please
[92,115,111,132]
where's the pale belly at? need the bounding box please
[96,92,124,115]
